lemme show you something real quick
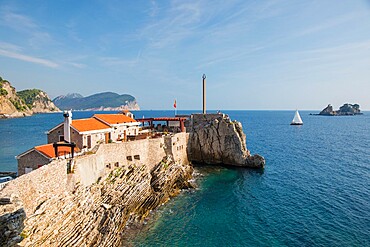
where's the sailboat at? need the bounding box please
[291,110,303,125]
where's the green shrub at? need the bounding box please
[10,99,27,111]
[0,88,7,96]
[17,89,42,106]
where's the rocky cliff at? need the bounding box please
[0,77,59,118]
[0,113,265,246]
[0,155,193,246]
[188,114,265,168]
[17,89,60,114]
[0,79,32,118]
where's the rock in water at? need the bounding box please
[188,113,265,168]
[319,104,335,116]
[318,103,362,116]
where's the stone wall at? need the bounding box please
[74,132,189,187]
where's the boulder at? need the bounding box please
[319,104,335,116]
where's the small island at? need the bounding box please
[317,103,363,116]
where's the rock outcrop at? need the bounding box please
[319,104,335,116]
[18,89,60,114]
[0,155,193,246]
[0,77,59,118]
[188,114,265,168]
[318,103,362,116]
[0,80,32,118]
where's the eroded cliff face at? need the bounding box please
[0,79,59,118]
[0,156,193,246]
[0,81,32,117]
[188,114,265,168]
[29,91,60,113]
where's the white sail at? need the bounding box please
[291,110,303,125]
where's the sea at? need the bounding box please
[1,110,369,246]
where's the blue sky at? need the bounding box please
[0,0,370,110]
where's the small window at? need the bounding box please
[134,155,140,160]
[127,156,132,161]
[59,135,64,141]
[25,167,33,174]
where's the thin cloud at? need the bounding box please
[296,11,367,37]
[0,10,54,49]
[68,62,86,69]
[1,12,38,31]
[0,41,22,52]
[0,49,58,68]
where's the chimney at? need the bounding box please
[63,110,72,143]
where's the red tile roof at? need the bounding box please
[35,144,80,158]
[93,114,136,125]
[71,118,111,132]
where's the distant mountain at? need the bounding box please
[53,92,140,111]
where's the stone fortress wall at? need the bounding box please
[75,132,189,187]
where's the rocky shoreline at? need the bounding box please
[0,156,193,246]
[0,113,265,246]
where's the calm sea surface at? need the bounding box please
[1,110,369,246]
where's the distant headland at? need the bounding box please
[53,92,140,111]
[314,103,363,116]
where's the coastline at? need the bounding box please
[1,110,369,246]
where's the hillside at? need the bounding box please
[18,89,60,113]
[0,76,60,118]
[53,92,140,111]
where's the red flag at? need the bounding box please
[173,99,177,108]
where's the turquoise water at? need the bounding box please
[129,111,370,246]
[1,111,369,246]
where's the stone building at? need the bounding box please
[93,114,140,142]
[16,143,79,176]
[17,111,141,177]
[47,118,113,150]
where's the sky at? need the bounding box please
[0,0,370,110]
